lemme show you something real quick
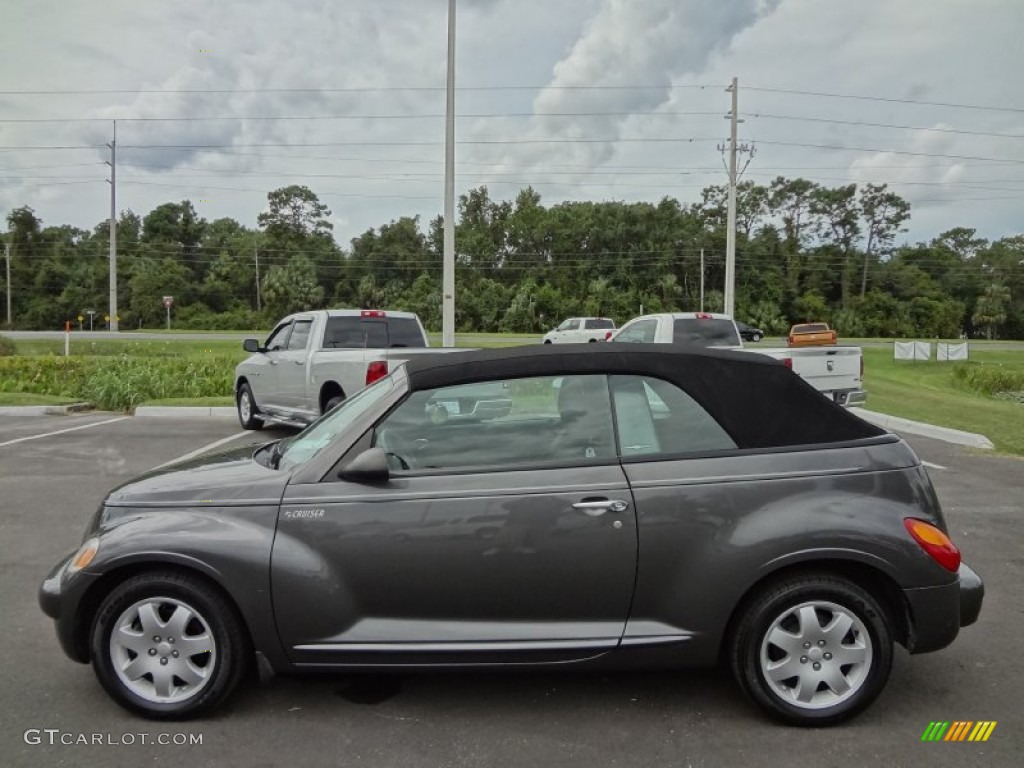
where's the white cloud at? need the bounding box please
[0,0,1021,245]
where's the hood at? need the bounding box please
[105,442,288,507]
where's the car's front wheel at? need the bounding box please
[751,332,763,342]
[729,574,893,726]
[90,571,249,719]
[236,383,263,430]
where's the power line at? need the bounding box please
[0,85,717,96]
[0,110,726,123]
[745,86,1024,114]
[750,140,1024,165]
[749,113,1024,140]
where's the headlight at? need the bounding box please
[68,537,100,574]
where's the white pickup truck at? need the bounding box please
[610,312,866,407]
[235,309,452,429]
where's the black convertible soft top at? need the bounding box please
[402,344,884,450]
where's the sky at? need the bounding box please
[1,0,1022,248]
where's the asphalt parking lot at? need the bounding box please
[1,412,1020,767]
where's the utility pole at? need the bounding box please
[254,243,262,312]
[105,120,118,331]
[700,247,705,312]
[724,78,738,319]
[4,241,11,327]
[441,0,456,348]
[718,78,755,319]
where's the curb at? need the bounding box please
[133,406,236,421]
[851,408,994,450]
[0,402,93,416]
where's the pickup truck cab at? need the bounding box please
[788,322,838,347]
[235,309,446,429]
[542,317,616,344]
[611,312,866,407]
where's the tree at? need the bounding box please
[972,283,1011,339]
[809,185,860,307]
[258,185,333,243]
[261,258,325,317]
[858,184,910,297]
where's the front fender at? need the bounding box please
[70,506,288,670]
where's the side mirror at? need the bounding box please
[338,447,390,484]
[243,338,262,353]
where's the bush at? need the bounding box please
[0,335,16,356]
[0,355,235,410]
[951,363,1024,395]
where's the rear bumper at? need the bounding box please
[833,389,867,408]
[902,562,984,654]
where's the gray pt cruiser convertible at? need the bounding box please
[39,344,983,724]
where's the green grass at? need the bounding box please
[0,392,77,406]
[14,338,251,361]
[863,347,1024,455]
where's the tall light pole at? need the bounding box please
[105,120,119,331]
[441,0,457,348]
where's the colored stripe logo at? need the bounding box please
[921,721,997,742]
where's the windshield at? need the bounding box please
[672,319,741,347]
[275,374,396,471]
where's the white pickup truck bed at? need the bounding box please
[610,313,866,407]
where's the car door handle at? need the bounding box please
[572,499,629,516]
[293,360,304,365]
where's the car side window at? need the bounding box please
[265,321,292,352]
[286,319,313,351]
[372,375,615,472]
[612,319,656,343]
[558,318,580,331]
[610,375,737,457]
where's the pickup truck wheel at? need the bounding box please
[324,395,344,413]
[236,383,263,430]
[90,571,249,719]
[729,574,892,726]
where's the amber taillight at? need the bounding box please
[904,518,961,572]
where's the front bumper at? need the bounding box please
[39,552,101,663]
[902,562,984,654]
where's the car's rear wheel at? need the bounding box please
[752,333,763,342]
[729,574,893,726]
[236,383,263,430]
[324,395,344,413]
[90,572,249,719]
[543,340,553,344]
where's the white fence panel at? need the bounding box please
[937,342,969,361]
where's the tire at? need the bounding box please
[729,573,893,726]
[543,340,553,344]
[324,395,344,413]
[752,333,763,342]
[90,571,249,720]
[236,383,263,430]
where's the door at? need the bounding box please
[247,320,292,410]
[552,318,580,343]
[272,373,639,664]
[275,317,314,412]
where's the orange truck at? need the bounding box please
[788,322,838,347]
